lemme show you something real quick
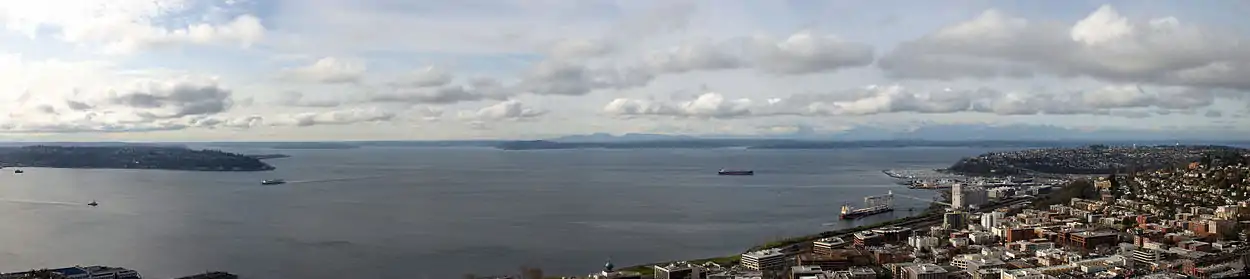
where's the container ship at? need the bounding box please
[718,169,754,175]
[840,191,895,219]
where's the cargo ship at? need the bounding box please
[260,179,286,185]
[718,169,754,176]
[840,191,895,219]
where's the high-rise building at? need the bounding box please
[944,211,968,230]
[981,212,1003,230]
[952,184,965,210]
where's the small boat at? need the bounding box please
[88,200,98,206]
[13,169,23,174]
[718,169,754,176]
[260,179,286,185]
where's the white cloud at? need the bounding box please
[0,1,264,54]
[879,5,1250,90]
[644,42,742,73]
[281,57,366,84]
[269,107,397,127]
[605,84,1225,119]
[369,85,501,104]
[547,38,614,61]
[460,100,545,121]
[605,92,754,118]
[391,66,453,88]
[748,31,875,75]
[275,91,345,107]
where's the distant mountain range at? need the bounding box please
[546,124,1250,143]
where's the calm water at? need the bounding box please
[0,147,998,278]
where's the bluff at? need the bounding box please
[0,145,277,171]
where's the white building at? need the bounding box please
[953,183,966,209]
[901,264,947,279]
[908,236,941,249]
[951,253,1007,271]
[969,232,997,245]
[980,212,1003,230]
[654,262,704,279]
[741,248,787,270]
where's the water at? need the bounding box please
[0,147,996,278]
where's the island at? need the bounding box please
[946,145,1249,175]
[0,145,276,171]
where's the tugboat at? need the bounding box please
[718,169,754,176]
[88,200,98,207]
[13,169,23,174]
[260,179,286,185]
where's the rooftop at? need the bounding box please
[742,248,785,259]
[903,263,946,274]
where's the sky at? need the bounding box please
[1,0,1248,141]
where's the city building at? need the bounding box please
[952,184,965,210]
[950,254,1007,271]
[854,231,884,246]
[705,270,763,279]
[908,236,941,249]
[944,212,967,230]
[742,248,787,270]
[972,268,1003,279]
[900,264,947,279]
[0,266,141,279]
[840,267,876,279]
[1066,231,1118,251]
[654,262,704,279]
[980,212,1003,230]
[790,265,824,279]
[1132,248,1167,267]
[813,237,849,255]
[1000,269,1046,279]
[797,250,870,270]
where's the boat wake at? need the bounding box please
[284,175,388,185]
[0,198,84,207]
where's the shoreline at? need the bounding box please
[610,193,955,277]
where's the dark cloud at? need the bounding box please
[108,79,234,119]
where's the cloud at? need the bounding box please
[460,100,545,121]
[1205,110,1224,118]
[189,115,265,129]
[606,84,1224,119]
[748,31,875,75]
[390,66,453,88]
[281,57,366,84]
[105,78,236,119]
[514,60,654,96]
[276,91,344,107]
[0,1,264,54]
[270,107,397,127]
[369,85,499,104]
[604,92,754,118]
[547,38,614,61]
[879,5,1250,90]
[644,42,742,73]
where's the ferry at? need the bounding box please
[718,169,754,176]
[260,179,286,185]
